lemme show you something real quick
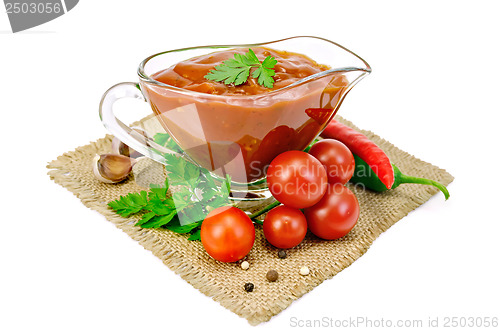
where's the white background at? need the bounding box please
[1,1,499,330]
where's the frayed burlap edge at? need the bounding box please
[47,117,454,325]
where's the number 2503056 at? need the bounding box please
[5,2,62,14]
[443,316,498,328]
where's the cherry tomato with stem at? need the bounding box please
[201,206,255,262]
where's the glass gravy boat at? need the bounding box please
[99,36,371,199]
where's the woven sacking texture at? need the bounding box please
[47,117,454,325]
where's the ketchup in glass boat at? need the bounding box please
[141,47,348,183]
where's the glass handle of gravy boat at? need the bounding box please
[98,82,270,201]
[99,82,181,165]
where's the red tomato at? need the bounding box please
[308,139,355,185]
[266,151,328,209]
[304,184,359,240]
[263,205,308,249]
[200,206,255,262]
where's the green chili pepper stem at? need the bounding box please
[397,173,450,200]
[249,200,281,221]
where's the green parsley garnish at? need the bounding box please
[204,49,277,88]
[107,133,232,240]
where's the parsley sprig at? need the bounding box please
[107,133,232,240]
[204,49,277,88]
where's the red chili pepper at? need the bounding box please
[320,119,395,189]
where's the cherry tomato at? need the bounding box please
[200,206,255,262]
[266,151,328,209]
[304,184,359,240]
[263,205,307,249]
[308,139,355,185]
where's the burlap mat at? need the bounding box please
[47,116,453,325]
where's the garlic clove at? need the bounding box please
[111,137,143,159]
[92,154,137,183]
[111,128,151,159]
[111,137,128,157]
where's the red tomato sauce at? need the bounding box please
[141,47,348,183]
[151,47,329,95]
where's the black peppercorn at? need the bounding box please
[244,282,254,292]
[278,250,287,259]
